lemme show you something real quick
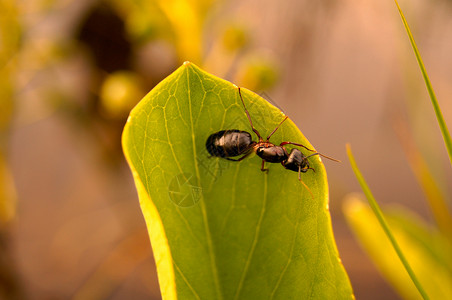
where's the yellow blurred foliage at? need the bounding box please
[100,71,145,119]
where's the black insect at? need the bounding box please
[206,85,339,185]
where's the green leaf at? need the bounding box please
[122,62,353,299]
[344,197,452,300]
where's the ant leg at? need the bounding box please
[298,166,314,199]
[261,160,268,172]
[280,141,315,152]
[300,166,315,173]
[266,116,288,141]
[225,151,252,162]
[235,85,263,141]
[225,158,241,161]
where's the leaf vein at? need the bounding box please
[174,260,201,300]
[270,195,302,298]
[234,173,268,299]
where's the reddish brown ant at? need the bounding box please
[206,85,339,192]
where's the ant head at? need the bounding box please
[297,154,317,173]
[299,158,310,173]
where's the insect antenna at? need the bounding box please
[236,85,263,141]
[279,142,341,162]
[305,151,341,163]
[310,152,340,162]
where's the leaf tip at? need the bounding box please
[345,143,352,154]
[181,61,202,74]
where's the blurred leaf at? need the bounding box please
[0,0,21,66]
[222,24,250,52]
[0,2,21,297]
[111,0,172,42]
[394,0,452,166]
[155,0,203,63]
[122,62,353,299]
[344,197,452,300]
[237,56,279,91]
[126,8,168,42]
[393,118,452,239]
[100,71,145,119]
[0,0,21,135]
[0,0,21,225]
[110,0,217,64]
[0,157,16,225]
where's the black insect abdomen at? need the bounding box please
[206,130,252,158]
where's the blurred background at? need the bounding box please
[1,0,451,299]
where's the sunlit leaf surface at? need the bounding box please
[122,62,353,299]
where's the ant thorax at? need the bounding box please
[255,143,287,163]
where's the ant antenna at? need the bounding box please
[305,152,341,163]
[279,142,341,163]
[236,86,263,141]
[313,152,340,162]
[266,116,288,141]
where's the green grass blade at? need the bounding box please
[394,0,452,166]
[346,144,430,300]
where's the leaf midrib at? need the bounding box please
[186,64,223,300]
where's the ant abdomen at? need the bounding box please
[206,130,254,158]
